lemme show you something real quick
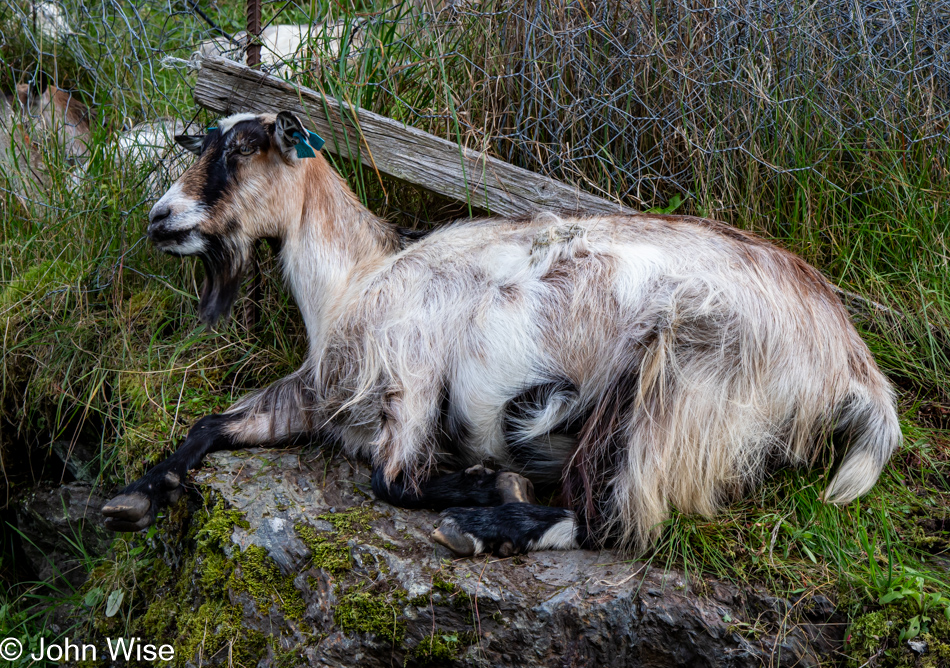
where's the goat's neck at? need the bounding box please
[277,158,398,353]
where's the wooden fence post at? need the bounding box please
[244,0,263,329]
[246,0,261,68]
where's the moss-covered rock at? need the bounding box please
[63,450,862,667]
[410,630,477,664]
[335,587,405,644]
[847,606,950,668]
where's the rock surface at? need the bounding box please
[166,448,846,667]
[16,482,112,589]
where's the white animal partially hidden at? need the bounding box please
[113,118,190,194]
[102,111,900,557]
[30,1,74,40]
[198,21,364,74]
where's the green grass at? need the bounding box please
[0,0,948,665]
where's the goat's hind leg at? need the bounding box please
[372,464,535,511]
[102,371,314,531]
[374,464,554,556]
[433,503,581,557]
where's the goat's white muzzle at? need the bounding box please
[146,184,208,255]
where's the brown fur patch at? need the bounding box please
[177,158,209,199]
[645,213,766,246]
[497,283,520,302]
[48,86,90,129]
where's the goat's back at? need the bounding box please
[335,212,898,548]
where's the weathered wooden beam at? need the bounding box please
[192,55,633,218]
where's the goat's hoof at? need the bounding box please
[497,540,516,558]
[164,471,181,488]
[167,486,184,504]
[496,472,535,504]
[102,493,151,523]
[432,521,477,557]
[464,464,494,475]
[103,514,154,532]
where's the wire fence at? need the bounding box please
[1,0,948,214]
[1,0,949,505]
[404,0,950,214]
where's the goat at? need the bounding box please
[0,83,91,196]
[102,111,901,556]
[0,83,190,199]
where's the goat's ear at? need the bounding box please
[175,134,204,155]
[274,111,308,159]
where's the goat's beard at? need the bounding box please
[197,237,249,327]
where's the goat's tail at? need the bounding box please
[822,382,901,505]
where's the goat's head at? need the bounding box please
[148,110,320,326]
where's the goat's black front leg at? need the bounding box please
[372,464,535,511]
[101,413,240,531]
[103,370,315,531]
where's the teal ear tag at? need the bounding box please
[307,130,325,152]
[291,130,325,158]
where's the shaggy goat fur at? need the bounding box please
[104,111,900,552]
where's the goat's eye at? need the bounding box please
[239,145,255,156]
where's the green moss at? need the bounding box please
[847,607,950,668]
[295,507,378,575]
[296,524,353,574]
[233,544,306,620]
[197,551,229,593]
[904,523,950,552]
[171,600,267,666]
[335,588,405,644]
[318,507,376,534]
[410,630,477,664]
[117,497,308,666]
[297,507,412,644]
[920,628,950,668]
[123,287,174,321]
[196,501,250,549]
[432,574,457,594]
[188,501,306,621]
[0,258,82,308]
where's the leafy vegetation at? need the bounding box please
[0,0,947,665]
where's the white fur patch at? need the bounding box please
[150,182,208,232]
[469,534,486,555]
[164,207,208,233]
[528,517,578,551]
[161,233,208,256]
[611,242,668,309]
[217,112,260,133]
[823,450,878,504]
